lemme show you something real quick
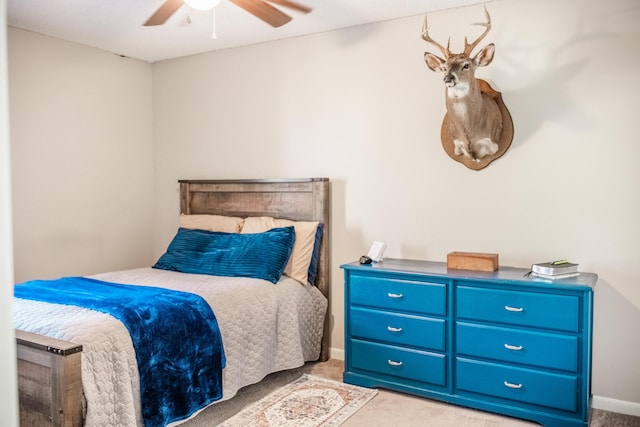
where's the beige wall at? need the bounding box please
[8,29,155,281]
[7,0,640,416]
[1,0,19,424]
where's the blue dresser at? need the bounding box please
[342,258,596,427]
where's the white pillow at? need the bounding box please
[241,216,319,285]
[179,214,245,233]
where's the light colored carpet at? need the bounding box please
[340,389,537,427]
[179,359,640,427]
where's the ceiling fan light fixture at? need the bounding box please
[184,0,221,11]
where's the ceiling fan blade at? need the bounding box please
[265,0,311,14]
[144,0,185,26]
[229,0,292,27]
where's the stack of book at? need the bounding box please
[530,260,579,279]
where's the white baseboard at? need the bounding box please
[328,349,639,418]
[592,395,640,417]
[329,347,344,361]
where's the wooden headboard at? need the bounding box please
[179,178,331,361]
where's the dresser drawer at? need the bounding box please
[350,275,446,316]
[457,322,578,372]
[351,307,445,351]
[456,358,578,413]
[457,286,579,332]
[351,339,446,387]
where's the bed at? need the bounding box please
[14,178,331,427]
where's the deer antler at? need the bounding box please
[421,15,451,59]
[463,6,492,56]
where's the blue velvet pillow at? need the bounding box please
[307,223,324,286]
[153,226,295,284]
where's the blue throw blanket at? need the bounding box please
[15,276,225,427]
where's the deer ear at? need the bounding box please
[424,52,446,72]
[474,43,495,67]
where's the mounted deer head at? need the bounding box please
[422,7,505,164]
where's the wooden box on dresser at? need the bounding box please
[341,258,596,427]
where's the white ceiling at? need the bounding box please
[7,0,485,63]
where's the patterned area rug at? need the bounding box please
[216,374,378,427]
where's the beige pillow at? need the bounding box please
[241,216,319,285]
[179,214,245,233]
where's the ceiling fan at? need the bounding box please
[144,0,312,28]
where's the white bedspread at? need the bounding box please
[14,268,328,427]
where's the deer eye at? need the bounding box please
[462,63,470,70]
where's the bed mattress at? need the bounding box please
[13,267,328,427]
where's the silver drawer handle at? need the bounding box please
[503,381,523,389]
[387,360,403,367]
[387,326,403,333]
[504,305,524,312]
[504,343,524,351]
[387,292,404,299]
